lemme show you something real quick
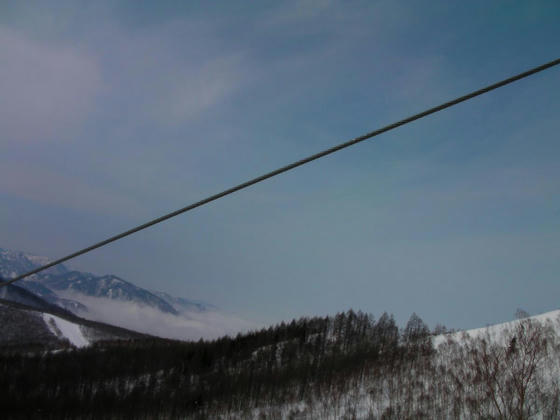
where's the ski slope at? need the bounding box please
[43,313,89,348]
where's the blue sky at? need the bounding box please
[1,1,559,330]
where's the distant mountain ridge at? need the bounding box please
[151,290,216,313]
[39,271,178,315]
[14,278,89,313]
[0,247,250,340]
[0,247,209,317]
[0,248,68,278]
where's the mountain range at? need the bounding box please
[0,247,252,340]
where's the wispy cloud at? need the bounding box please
[0,28,102,143]
[90,18,253,129]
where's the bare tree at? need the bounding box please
[515,308,530,320]
[445,319,557,419]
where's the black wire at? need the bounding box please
[2,57,559,288]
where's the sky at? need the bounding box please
[1,0,559,331]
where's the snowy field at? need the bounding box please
[43,313,89,348]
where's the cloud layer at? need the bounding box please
[68,293,257,340]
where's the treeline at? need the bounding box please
[0,310,427,418]
[1,310,559,419]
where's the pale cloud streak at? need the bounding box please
[90,18,252,129]
[0,27,102,143]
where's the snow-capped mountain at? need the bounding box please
[0,247,253,340]
[15,278,88,313]
[0,247,206,316]
[0,248,87,312]
[39,271,178,315]
[151,290,216,313]
[0,248,68,278]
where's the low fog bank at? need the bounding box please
[62,293,259,340]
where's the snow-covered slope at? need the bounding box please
[0,300,150,351]
[43,313,89,348]
[433,309,560,347]
[225,309,560,419]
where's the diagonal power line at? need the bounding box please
[2,57,559,288]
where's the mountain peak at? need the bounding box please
[0,247,69,279]
[0,246,248,340]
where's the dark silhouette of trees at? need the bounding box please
[403,312,432,357]
[1,310,559,418]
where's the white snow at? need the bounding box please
[26,254,52,266]
[433,309,560,347]
[43,313,90,348]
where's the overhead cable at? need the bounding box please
[2,57,559,287]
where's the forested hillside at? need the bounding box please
[0,300,151,353]
[3,309,560,419]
